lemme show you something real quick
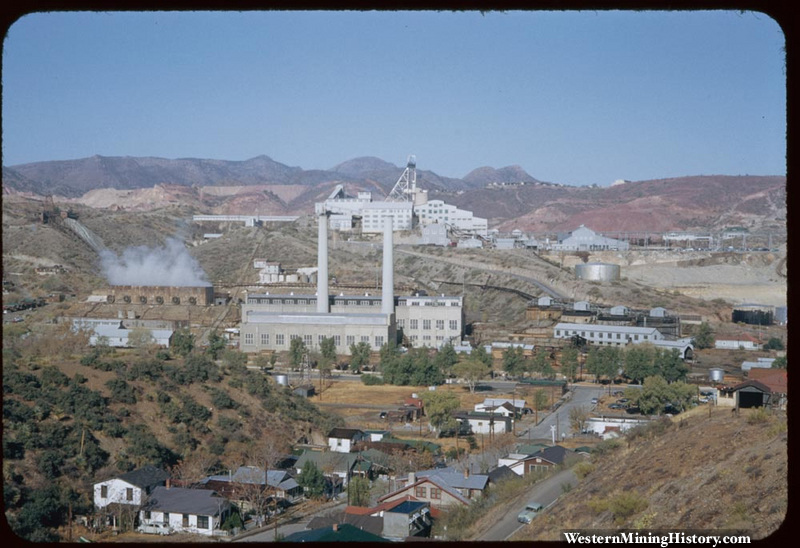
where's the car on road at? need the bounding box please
[517,501,545,523]
[591,398,598,405]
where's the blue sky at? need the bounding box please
[2,10,786,186]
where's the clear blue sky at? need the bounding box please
[2,10,786,186]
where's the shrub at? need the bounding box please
[573,461,595,479]
[361,374,384,385]
[746,407,772,425]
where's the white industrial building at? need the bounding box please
[314,158,486,236]
[239,214,463,355]
[415,199,488,236]
[553,322,664,346]
[88,323,174,348]
[549,225,629,251]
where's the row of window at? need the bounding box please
[402,301,458,307]
[398,319,459,331]
[100,485,132,501]
[414,486,443,499]
[556,329,651,342]
[243,333,384,349]
[142,511,209,529]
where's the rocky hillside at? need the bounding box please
[513,407,788,541]
[3,154,785,234]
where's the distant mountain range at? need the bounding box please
[2,154,509,198]
[1,155,786,233]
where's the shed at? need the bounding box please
[609,305,629,316]
[731,380,772,408]
[573,301,591,311]
[649,307,668,318]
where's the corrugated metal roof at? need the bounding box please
[555,322,661,335]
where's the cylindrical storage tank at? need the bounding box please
[275,374,289,387]
[709,368,725,383]
[575,262,621,282]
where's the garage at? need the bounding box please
[732,380,771,409]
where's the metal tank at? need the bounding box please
[275,374,289,387]
[574,262,621,282]
[709,368,725,383]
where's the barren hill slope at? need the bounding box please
[512,407,788,541]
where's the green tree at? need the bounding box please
[693,322,715,349]
[419,391,460,435]
[764,337,785,351]
[452,358,490,394]
[349,341,371,373]
[472,344,493,369]
[206,330,227,360]
[222,349,248,373]
[320,336,337,362]
[347,476,371,507]
[434,343,459,374]
[298,460,326,499]
[635,375,672,415]
[624,345,657,384]
[772,356,787,369]
[171,328,194,357]
[502,346,526,378]
[655,348,688,383]
[289,338,308,368]
[560,346,579,381]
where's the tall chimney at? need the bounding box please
[381,216,394,315]
[317,213,329,313]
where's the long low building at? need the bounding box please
[553,322,665,346]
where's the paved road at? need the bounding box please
[477,468,577,541]
[518,384,606,441]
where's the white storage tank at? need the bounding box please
[709,368,725,383]
[575,262,621,282]
[275,374,289,387]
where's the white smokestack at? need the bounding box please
[382,216,394,315]
[317,213,329,313]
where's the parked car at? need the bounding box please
[517,501,545,523]
[137,523,172,536]
[591,398,599,405]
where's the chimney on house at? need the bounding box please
[408,471,416,484]
[166,478,171,489]
[332,523,338,532]
[464,467,469,479]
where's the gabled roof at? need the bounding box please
[284,523,389,542]
[377,476,470,505]
[114,465,169,490]
[529,445,569,465]
[414,469,489,491]
[142,486,230,516]
[296,450,358,473]
[487,465,517,484]
[731,380,772,394]
[328,428,365,440]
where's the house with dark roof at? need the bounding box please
[93,465,169,511]
[138,486,232,537]
[498,445,572,475]
[199,466,302,505]
[328,428,368,453]
[283,522,389,542]
[747,367,788,408]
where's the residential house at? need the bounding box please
[283,523,389,542]
[328,428,368,453]
[455,411,513,435]
[486,465,517,486]
[94,465,169,511]
[498,445,571,476]
[377,473,470,510]
[138,486,232,537]
[414,468,489,501]
[199,466,302,504]
[295,450,362,488]
[475,398,527,414]
[309,497,433,540]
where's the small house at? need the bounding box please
[138,486,232,537]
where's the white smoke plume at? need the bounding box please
[100,238,211,287]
